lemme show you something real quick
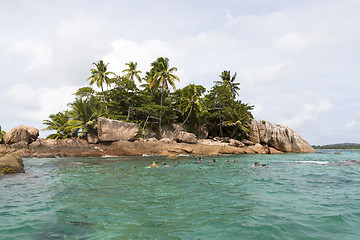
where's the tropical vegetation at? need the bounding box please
[43,58,254,141]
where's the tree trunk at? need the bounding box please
[126,106,132,121]
[142,115,150,138]
[159,90,164,138]
[171,104,193,140]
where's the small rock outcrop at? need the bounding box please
[98,117,138,142]
[249,120,315,153]
[0,152,25,174]
[2,125,39,145]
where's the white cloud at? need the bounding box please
[241,62,294,85]
[281,100,333,129]
[103,31,240,89]
[224,9,284,30]
[1,84,77,123]
[3,39,51,72]
[276,31,326,51]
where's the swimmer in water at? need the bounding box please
[150,161,159,167]
[251,162,259,167]
[174,161,181,167]
[211,159,217,163]
[234,159,238,163]
[163,163,171,167]
[196,158,202,164]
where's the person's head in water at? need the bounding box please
[262,164,267,167]
[234,159,238,163]
[211,159,217,163]
[254,162,259,167]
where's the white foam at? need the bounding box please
[298,161,329,165]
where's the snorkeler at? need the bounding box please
[251,162,259,167]
[196,158,202,164]
[174,161,181,167]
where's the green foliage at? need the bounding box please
[122,61,142,83]
[313,143,360,149]
[43,57,254,141]
[42,111,73,139]
[0,130,6,140]
[262,120,266,124]
[67,98,104,138]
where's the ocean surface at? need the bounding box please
[1,150,360,239]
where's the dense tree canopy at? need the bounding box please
[43,58,254,141]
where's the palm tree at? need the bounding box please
[147,57,180,136]
[171,84,205,139]
[218,70,240,98]
[66,98,104,138]
[42,111,73,139]
[223,101,254,139]
[87,60,115,102]
[122,61,142,83]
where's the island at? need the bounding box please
[0,58,315,174]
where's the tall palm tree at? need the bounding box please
[42,111,73,139]
[122,61,142,83]
[87,60,115,102]
[218,70,240,98]
[147,57,180,136]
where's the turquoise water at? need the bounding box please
[1,150,360,239]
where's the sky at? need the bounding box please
[1,0,360,145]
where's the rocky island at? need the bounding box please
[0,58,316,174]
[0,118,315,174]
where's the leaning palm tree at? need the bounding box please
[218,70,240,98]
[147,57,180,136]
[87,60,115,102]
[122,61,142,83]
[42,111,73,139]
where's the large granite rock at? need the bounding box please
[249,120,315,153]
[2,125,39,145]
[161,124,184,139]
[98,117,138,142]
[0,152,25,174]
[175,131,197,144]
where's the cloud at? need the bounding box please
[103,31,240,89]
[276,31,326,51]
[224,9,284,30]
[280,100,333,129]
[2,39,51,72]
[1,83,77,123]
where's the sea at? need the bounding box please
[1,150,360,240]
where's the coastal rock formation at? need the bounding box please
[2,125,39,145]
[249,120,315,153]
[175,131,197,144]
[0,152,25,174]
[98,117,138,142]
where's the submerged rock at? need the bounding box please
[249,120,315,153]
